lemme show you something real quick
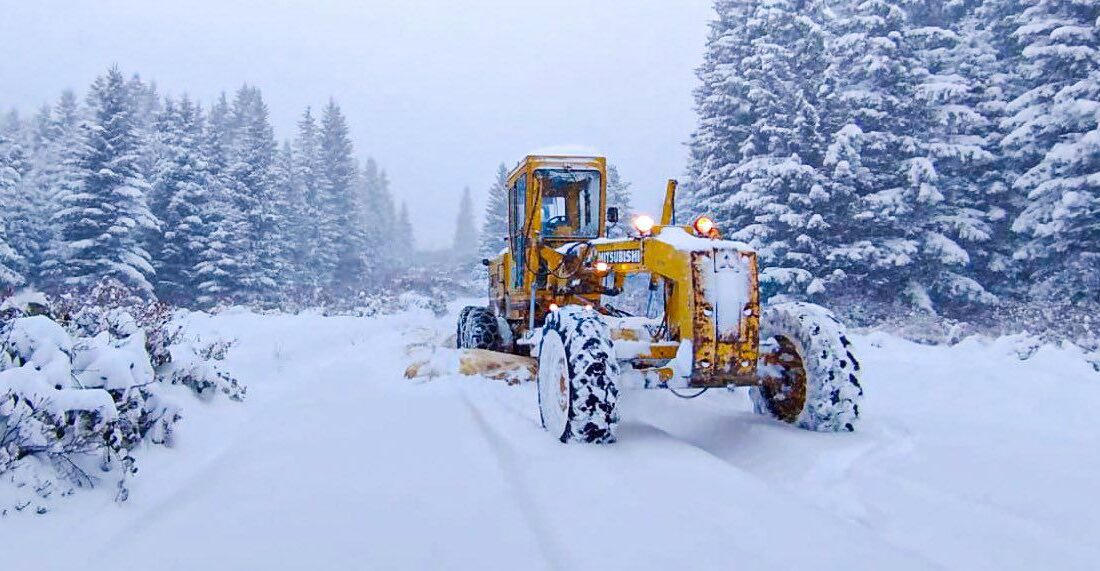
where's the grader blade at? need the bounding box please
[404,348,536,384]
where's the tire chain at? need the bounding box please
[547,307,620,443]
[457,306,503,350]
[752,302,864,432]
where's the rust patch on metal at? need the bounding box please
[612,328,641,341]
[690,252,717,387]
[737,252,760,377]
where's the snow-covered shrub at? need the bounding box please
[137,298,246,401]
[0,312,154,507]
[0,283,245,513]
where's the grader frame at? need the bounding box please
[484,155,762,390]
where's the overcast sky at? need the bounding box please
[1,0,714,249]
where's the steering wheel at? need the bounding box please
[543,215,569,233]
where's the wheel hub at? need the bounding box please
[760,336,808,423]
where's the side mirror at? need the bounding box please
[481,258,491,266]
[607,207,619,224]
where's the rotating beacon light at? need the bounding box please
[693,215,718,238]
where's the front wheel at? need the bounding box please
[751,302,863,432]
[537,306,620,443]
[456,306,502,350]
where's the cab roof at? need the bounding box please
[507,155,606,185]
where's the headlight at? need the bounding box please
[633,214,655,236]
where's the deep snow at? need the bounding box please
[3,301,1098,570]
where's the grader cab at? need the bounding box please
[457,155,863,443]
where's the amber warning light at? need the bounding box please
[693,216,718,238]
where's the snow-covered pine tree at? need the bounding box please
[452,186,479,265]
[394,202,415,260]
[1003,0,1100,302]
[224,85,285,303]
[0,113,29,288]
[820,0,972,310]
[0,121,26,289]
[687,0,757,226]
[272,139,309,297]
[971,0,1032,300]
[204,93,233,177]
[125,73,162,187]
[689,0,831,297]
[192,93,240,307]
[478,162,509,257]
[148,96,214,305]
[51,66,157,295]
[359,157,397,282]
[35,91,84,287]
[605,164,635,238]
[904,3,1002,307]
[317,100,364,290]
[290,107,324,292]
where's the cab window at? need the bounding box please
[535,169,601,238]
[509,174,527,289]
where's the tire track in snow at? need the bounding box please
[621,417,945,569]
[461,392,564,571]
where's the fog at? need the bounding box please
[1,0,713,249]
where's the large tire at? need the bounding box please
[536,306,620,443]
[457,306,502,350]
[751,302,863,432]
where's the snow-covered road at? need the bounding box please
[6,303,1100,570]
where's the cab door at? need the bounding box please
[508,172,528,293]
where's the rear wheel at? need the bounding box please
[751,302,863,432]
[457,306,502,350]
[537,306,619,443]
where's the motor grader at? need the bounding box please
[457,154,863,443]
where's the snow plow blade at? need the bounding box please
[404,348,536,383]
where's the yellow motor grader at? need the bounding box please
[457,154,863,443]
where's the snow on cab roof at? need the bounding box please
[526,144,602,157]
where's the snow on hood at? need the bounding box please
[653,226,752,252]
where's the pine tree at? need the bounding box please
[479,162,509,256]
[905,5,1003,306]
[192,93,240,307]
[819,0,961,309]
[52,66,157,295]
[689,0,832,296]
[1004,0,1100,302]
[359,157,397,281]
[317,100,363,289]
[290,107,324,291]
[605,164,635,238]
[204,93,233,176]
[35,91,83,286]
[394,202,415,259]
[148,96,215,305]
[0,112,30,287]
[273,139,309,296]
[223,85,284,303]
[0,123,26,289]
[687,0,758,224]
[452,186,479,265]
[126,73,162,185]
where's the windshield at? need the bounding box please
[535,168,601,238]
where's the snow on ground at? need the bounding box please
[3,301,1099,570]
